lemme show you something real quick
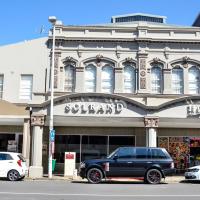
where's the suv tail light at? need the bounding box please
[17,160,22,167]
[171,162,174,169]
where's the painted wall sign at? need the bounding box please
[187,105,200,117]
[64,102,125,115]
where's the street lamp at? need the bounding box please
[48,16,57,178]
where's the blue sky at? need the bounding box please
[0,0,200,45]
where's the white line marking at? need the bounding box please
[0,192,200,197]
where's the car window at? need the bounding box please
[117,147,135,159]
[17,154,26,162]
[151,149,168,159]
[0,153,13,160]
[136,148,148,159]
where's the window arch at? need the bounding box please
[172,66,184,94]
[188,66,200,94]
[85,65,96,92]
[101,65,114,93]
[123,65,136,93]
[151,65,162,94]
[64,65,75,92]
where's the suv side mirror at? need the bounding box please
[113,154,118,160]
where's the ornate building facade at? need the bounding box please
[1,13,200,177]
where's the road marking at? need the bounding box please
[0,192,200,197]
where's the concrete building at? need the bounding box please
[1,13,200,177]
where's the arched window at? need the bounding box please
[188,66,200,94]
[172,66,184,94]
[64,65,75,92]
[123,65,135,93]
[151,66,162,94]
[101,66,114,93]
[85,65,96,92]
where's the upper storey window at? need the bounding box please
[123,65,136,93]
[188,66,200,94]
[172,66,184,94]
[85,65,96,92]
[101,66,114,93]
[19,75,33,100]
[151,66,162,94]
[64,65,75,92]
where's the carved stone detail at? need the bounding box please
[96,54,103,66]
[140,58,146,70]
[144,116,159,128]
[182,56,190,68]
[54,54,59,89]
[31,115,45,126]
[140,71,146,77]
[125,57,135,63]
[153,57,160,64]
[140,78,146,89]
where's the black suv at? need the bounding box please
[79,147,175,184]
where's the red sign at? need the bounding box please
[65,153,74,159]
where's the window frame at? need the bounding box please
[85,64,97,92]
[188,66,200,94]
[123,64,136,93]
[19,74,33,100]
[64,64,76,92]
[171,66,184,94]
[151,65,163,94]
[101,65,114,94]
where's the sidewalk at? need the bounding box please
[25,175,185,183]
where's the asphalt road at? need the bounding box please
[0,179,200,200]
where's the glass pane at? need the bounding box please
[19,75,33,100]
[109,136,135,154]
[117,147,135,159]
[64,65,75,92]
[124,66,135,93]
[81,136,107,161]
[101,66,114,93]
[85,65,96,92]
[172,67,183,94]
[136,148,148,159]
[54,135,80,163]
[151,67,162,94]
[189,66,200,94]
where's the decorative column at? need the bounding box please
[163,68,172,94]
[29,114,45,178]
[137,52,148,93]
[22,118,31,167]
[144,116,159,147]
[75,66,84,92]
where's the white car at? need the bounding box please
[185,165,200,180]
[0,152,27,181]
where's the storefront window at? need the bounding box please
[109,136,135,154]
[81,136,107,161]
[54,135,80,163]
[158,136,190,172]
[0,134,16,151]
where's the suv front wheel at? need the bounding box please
[145,169,162,184]
[87,168,103,184]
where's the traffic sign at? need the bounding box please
[50,129,55,142]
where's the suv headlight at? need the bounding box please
[80,162,85,168]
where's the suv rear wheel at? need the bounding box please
[7,170,20,181]
[87,168,103,184]
[145,169,162,184]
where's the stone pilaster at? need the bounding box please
[144,116,159,147]
[29,114,45,178]
[137,52,148,93]
[22,118,30,167]
[114,67,123,93]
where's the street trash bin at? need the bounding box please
[52,159,56,172]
